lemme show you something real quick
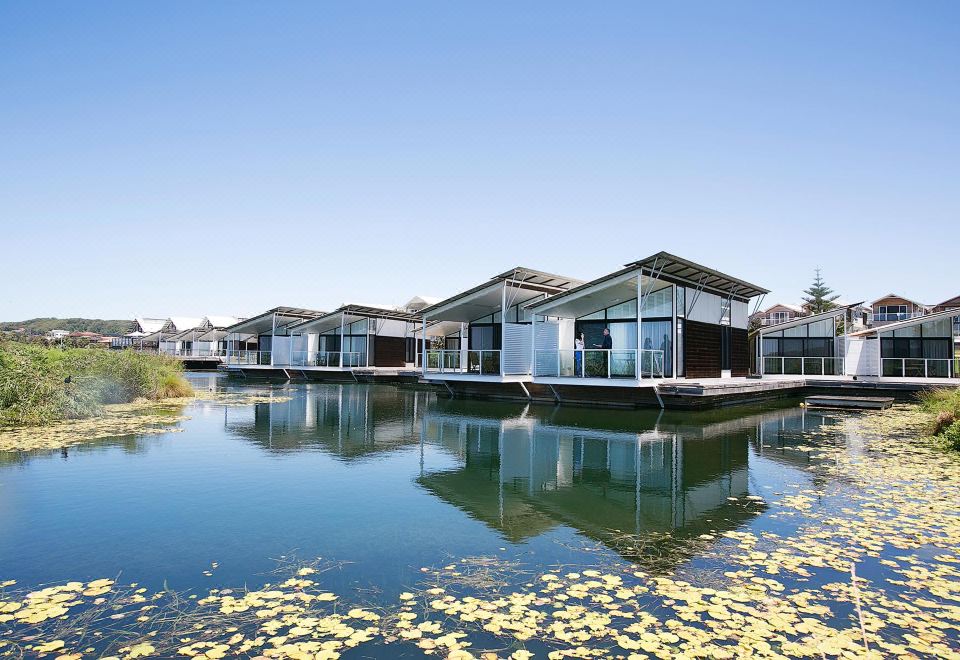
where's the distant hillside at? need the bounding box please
[0,318,131,336]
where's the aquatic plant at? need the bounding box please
[2,409,960,658]
[0,342,193,426]
[919,387,960,449]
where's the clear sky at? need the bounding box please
[1,1,957,321]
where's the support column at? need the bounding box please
[671,283,677,379]
[270,313,276,366]
[501,282,507,376]
[636,272,643,379]
[339,314,345,368]
[421,317,428,376]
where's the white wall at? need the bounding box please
[844,337,879,376]
[731,301,748,329]
[371,319,408,338]
[503,322,532,374]
[685,288,723,325]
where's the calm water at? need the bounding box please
[0,373,828,599]
[5,374,959,656]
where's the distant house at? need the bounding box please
[933,295,960,313]
[164,316,241,357]
[46,329,70,340]
[868,294,931,325]
[750,303,804,327]
[112,317,167,349]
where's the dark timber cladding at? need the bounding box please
[685,320,722,378]
[371,336,407,367]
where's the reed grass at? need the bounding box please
[918,387,960,449]
[0,342,194,426]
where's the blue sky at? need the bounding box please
[1,1,957,320]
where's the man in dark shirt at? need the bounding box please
[599,328,612,350]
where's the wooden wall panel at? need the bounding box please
[372,336,407,367]
[684,319,721,378]
[731,327,749,376]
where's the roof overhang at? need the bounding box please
[223,307,325,336]
[421,267,584,323]
[625,252,768,301]
[752,304,861,337]
[529,252,768,318]
[528,270,672,319]
[291,305,421,334]
[848,308,960,337]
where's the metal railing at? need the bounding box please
[225,351,272,365]
[173,349,225,357]
[284,351,365,367]
[534,349,664,379]
[424,350,501,375]
[873,312,925,323]
[881,358,956,379]
[762,356,844,376]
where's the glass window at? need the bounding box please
[641,288,672,317]
[579,310,606,321]
[607,299,637,319]
[784,325,806,338]
[893,325,920,338]
[676,287,685,317]
[610,322,638,349]
[782,339,804,357]
[642,320,672,375]
[348,319,368,334]
[762,338,779,356]
[807,319,834,337]
[922,317,952,337]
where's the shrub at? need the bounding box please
[0,342,194,426]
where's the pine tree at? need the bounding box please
[802,268,840,314]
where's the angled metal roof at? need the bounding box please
[290,304,422,331]
[421,267,584,318]
[626,252,769,300]
[223,307,326,335]
[529,252,768,313]
[752,303,863,337]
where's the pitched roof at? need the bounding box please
[868,293,930,309]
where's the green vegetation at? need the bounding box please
[919,387,960,449]
[801,268,840,314]
[0,342,193,426]
[0,317,130,336]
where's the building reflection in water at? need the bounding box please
[219,383,843,565]
[416,401,843,564]
[223,384,433,458]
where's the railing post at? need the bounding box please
[607,350,611,379]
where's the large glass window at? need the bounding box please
[641,288,673,317]
[469,324,500,350]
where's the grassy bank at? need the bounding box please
[0,342,193,426]
[919,386,960,449]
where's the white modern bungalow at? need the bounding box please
[111,317,167,349]
[526,253,766,387]
[223,307,326,366]
[283,303,430,370]
[419,267,585,382]
[752,306,859,376]
[145,317,204,354]
[753,304,959,380]
[163,316,240,357]
[846,308,959,379]
[223,298,443,376]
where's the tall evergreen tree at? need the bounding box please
[802,268,840,314]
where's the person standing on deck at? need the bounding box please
[593,328,613,377]
[574,332,585,376]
